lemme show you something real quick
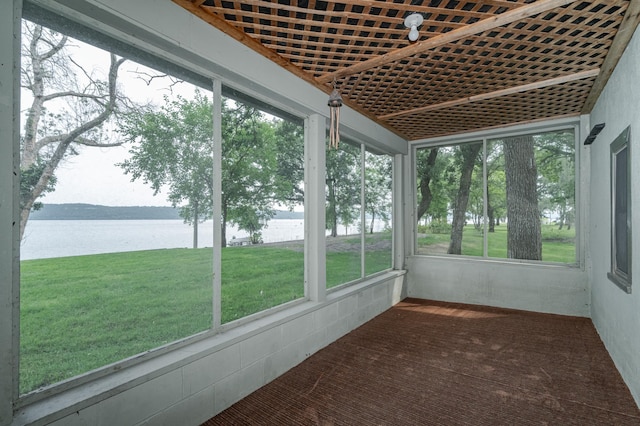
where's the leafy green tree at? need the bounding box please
[120,93,283,247]
[326,143,361,237]
[486,142,507,232]
[221,103,280,246]
[416,147,439,221]
[416,146,454,229]
[273,119,305,207]
[535,131,575,229]
[120,91,214,248]
[365,152,392,233]
[448,142,482,255]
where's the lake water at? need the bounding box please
[20,219,374,260]
[20,219,305,260]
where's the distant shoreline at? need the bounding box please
[28,203,304,221]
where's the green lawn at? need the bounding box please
[417,224,576,263]
[19,233,392,394]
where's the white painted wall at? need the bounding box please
[406,257,589,317]
[588,25,640,406]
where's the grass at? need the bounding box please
[20,249,214,393]
[20,226,570,394]
[417,224,576,263]
[19,233,392,394]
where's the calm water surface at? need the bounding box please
[20,219,305,260]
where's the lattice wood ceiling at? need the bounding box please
[174,0,640,141]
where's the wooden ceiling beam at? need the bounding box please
[317,0,578,84]
[378,68,600,119]
[581,0,640,113]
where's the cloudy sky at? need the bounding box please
[28,34,202,207]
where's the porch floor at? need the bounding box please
[203,298,640,425]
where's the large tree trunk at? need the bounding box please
[417,148,439,220]
[448,143,482,254]
[327,177,338,237]
[192,199,199,249]
[504,135,541,260]
[369,212,375,234]
[221,202,228,247]
[487,184,495,232]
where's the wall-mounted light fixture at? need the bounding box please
[404,13,423,42]
[584,123,605,145]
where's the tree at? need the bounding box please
[273,119,305,207]
[364,152,392,233]
[120,91,214,248]
[448,143,482,255]
[485,142,507,232]
[326,143,361,237]
[121,94,282,248]
[535,131,575,230]
[221,103,280,247]
[416,148,439,221]
[504,135,542,260]
[19,23,130,240]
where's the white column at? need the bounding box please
[212,78,222,328]
[393,153,405,269]
[402,149,415,262]
[0,0,21,423]
[304,114,326,302]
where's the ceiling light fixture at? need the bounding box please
[404,13,423,42]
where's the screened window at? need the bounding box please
[416,129,576,264]
[19,20,214,394]
[221,104,305,323]
[364,150,393,275]
[326,143,394,289]
[608,126,632,293]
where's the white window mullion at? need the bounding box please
[304,114,326,302]
[212,78,223,329]
[393,154,403,269]
[483,138,488,258]
[360,146,366,276]
[1,0,21,411]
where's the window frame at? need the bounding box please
[412,122,580,267]
[15,11,313,406]
[326,142,395,293]
[607,126,632,293]
[13,4,401,407]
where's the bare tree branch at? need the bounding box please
[20,23,132,240]
[129,68,183,92]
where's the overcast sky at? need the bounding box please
[27,32,202,207]
[41,144,169,206]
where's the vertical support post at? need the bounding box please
[577,116,589,268]
[212,78,222,329]
[403,148,415,259]
[0,0,21,423]
[304,114,326,302]
[360,144,366,278]
[393,153,405,269]
[482,139,488,258]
